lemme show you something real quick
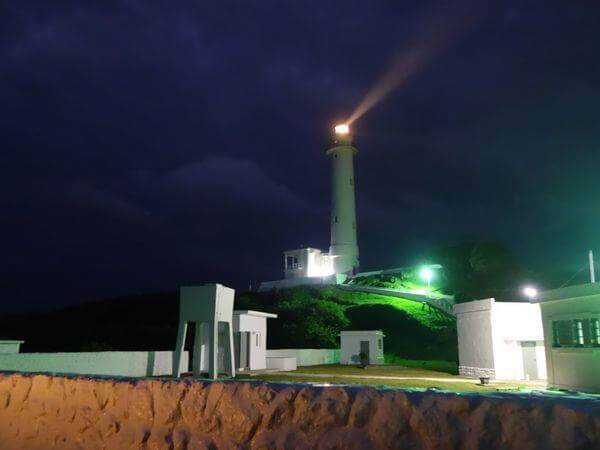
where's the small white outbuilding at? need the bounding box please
[233,310,277,372]
[0,340,24,354]
[454,298,546,381]
[340,330,384,365]
[533,283,600,393]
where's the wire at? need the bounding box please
[559,264,590,288]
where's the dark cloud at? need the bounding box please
[161,157,309,211]
[2,0,600,311]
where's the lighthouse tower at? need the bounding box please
[327,124,359,276]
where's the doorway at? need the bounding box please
[234,331,250,371]
[360,340,370,362]
[521,341,538,380]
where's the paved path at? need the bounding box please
[254,371,474,383]
[252,371,548,388]
[338,284,456,316]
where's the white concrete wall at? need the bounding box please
[234,314,269,370]
[0,341,23,354]
[491,302,546,381]
[537,285,600,393]
[454,299,547,380]
[266,349,340,366]
[339,331,384,365]
[283,248,311,279]
[0,351,189,377]
[266,357,297,371]
[454,299,496,378]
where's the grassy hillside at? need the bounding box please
[236,286,457,362]
[0,286,457,362]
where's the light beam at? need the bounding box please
[347,4,480,126]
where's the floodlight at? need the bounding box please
[420,267,433,286]
[522,286,538,299]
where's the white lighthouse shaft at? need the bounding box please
[327,129,359,275]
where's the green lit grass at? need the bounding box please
[318,287,452,329]
[237,285,458,361]
[239,374,508,392]
[382,357,459,374]
[238,363,533,392]
[290,364,454,378]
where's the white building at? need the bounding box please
[259,124,359,291]
[283,248,333,279]
[340,330,384,365]
[0,340,23,354]
[454,298,546,381]
[233,310,277,371]
[533,283,600,393]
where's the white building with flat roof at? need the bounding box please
[233,310,277,371]
[454,298,546,381]
[533,283,600,393]
[340,330,384,365]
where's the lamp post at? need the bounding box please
[522,285,538,299]
[420,267,433,288]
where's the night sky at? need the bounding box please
[3,1,600,312]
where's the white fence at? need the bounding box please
[266,349,339,366]
[0,351,189,378]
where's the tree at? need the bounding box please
[429,241,521,302]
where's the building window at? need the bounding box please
[256,333,260,347]
[378,339,382,350]
[552,318,597,348]
[286,256,294,270]
[334,216,338,223]
[293,256,298,269]
[591,318,600,346]
[574,320,585,346]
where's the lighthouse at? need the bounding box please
[327,124,359,275]
[258,123,361,291]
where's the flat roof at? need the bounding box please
[233,310,278,318]
[453,298,494,314]
[453,298,534,314]
[283,247,324,254]
[533,282,600,303]
[340,330,384,335]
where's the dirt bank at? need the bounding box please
[0,372,598,449]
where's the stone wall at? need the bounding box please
[459,365,496,379]
[0,372,599,449]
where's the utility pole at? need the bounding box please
[589,250,596,283]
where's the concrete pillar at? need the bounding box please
[173,284,236,379]
[173,321,188,377]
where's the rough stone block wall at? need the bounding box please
[0,372,599,449]
[459,365,496,379]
